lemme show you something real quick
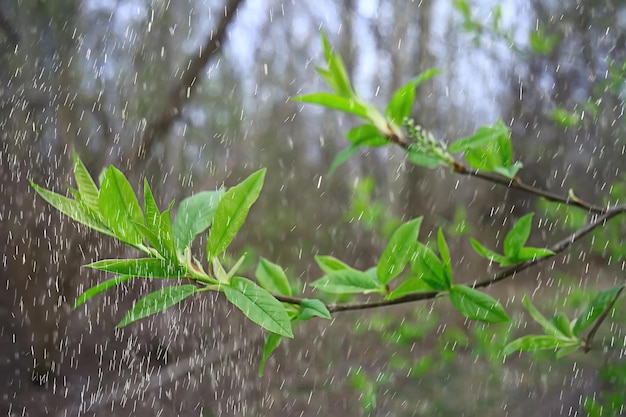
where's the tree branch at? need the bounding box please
[273,203,626,313]
[390,132,605,214]
[127,0,245,165]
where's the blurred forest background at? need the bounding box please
[1,0,626,416]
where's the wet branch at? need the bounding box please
[273,203,626,313]
[390,133,605,214]
[127,0,245,165]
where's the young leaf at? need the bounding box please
[299,299,331,321]
[117,284,197,328]
[449,285,509,323]
[387,276,434,300]
[551,312,575,339]
[449,121,508,153]
[224,277,293,338]
[346,124,388,147]
[207,169,265,259]
[328,144,360,176]
[437,228,453,286]
[139,185,178,260]
[256,257,292,296]
[406,145,445,168]
[319,31,353,98]
[86,258,185,278]
[385,70,440,125]
[293,93,368,118]
[30,181,114,238]
[503,335,576,357]
[573,285,624,336]
[99,166,144,245]
[258,332,283,377]
[377,217,423,285]
[314,256,351,274]
[143,179,161,231]
[173,189,225,253]
[410,243,449,291]
[514,247,555,262]
[464,146,499,172]
[522,294,563,338]
[72,150,100,214]
[503,213,533,258]
[493,163,523,179]
[470,238,508,265]
[312,269,383,294]
[74,275,134,309]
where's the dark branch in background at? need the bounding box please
[0,9,19,47]
[389,131,605,214]
[126,0,245,165]
[273,203,626,313]
[581,285,625,353]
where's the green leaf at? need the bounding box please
[377,217,423,285]
[311,269,383,294]
[387,276,434,300]
[207,169,265,258]
[258,332,283,377]
[385,70,440,125]
[293,93,368,118]
[573,285,624,336]
[117,285,197,328]
[522,294,562,337]
[464,147,499,171]
[329,144,360,176]
[299,299,331,320]
[255,257,292,296]
[449,285,509,323]
[74,275,134,309]
[449,122,509,153]
[493,163,523,179]
[319,31,353,97]
[86,258,185,278]
[529,29,559,54]
[470,238,508,265]
[173,189,225,253]
[503,335,576,356]
[551,312,575,339]
[556,343,581,358]
[98,166,144,245]
[143,179,161,231]
[406,145,445,168]
[346,124,388,147]
[72,150,100,214]
[504,213,533,258]
[410,243,448,291]
[142,182,177,260]
[315,256,351,274]
[224,277,293,338]
[514,246,555,262]
[30,181,114,237]
[548,108,581,128]
[437,228,453,286]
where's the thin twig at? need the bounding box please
[273,203,626,313]
[581,285,625,353]
[389,133,605,214]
